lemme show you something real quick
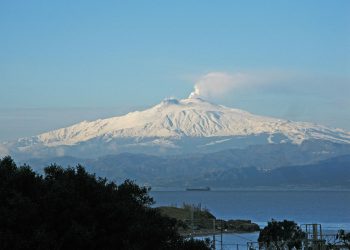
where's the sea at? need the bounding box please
[151,190,350,249]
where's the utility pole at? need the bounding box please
[220,220,223,250]
[191,205,194,234]
[213,219,216,250]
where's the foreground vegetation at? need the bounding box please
[258,220,305,249]
[2,156,349,249]
[0,156,210,250]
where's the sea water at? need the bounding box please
[151,190,350,249]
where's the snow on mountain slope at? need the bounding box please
[2,97,350,159]
[17,97,350,147]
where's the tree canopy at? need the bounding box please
[0,156,210,250]
[336,229,350,248]
[258,219,306,250]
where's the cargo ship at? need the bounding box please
[185,187,211,191]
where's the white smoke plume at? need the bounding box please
[188,71,289,100]
[188,72,248,99]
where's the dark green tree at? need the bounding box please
[0,156,210,250]
[337,229,350,248]
[258,220,306,250]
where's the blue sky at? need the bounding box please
[0,0,349,140]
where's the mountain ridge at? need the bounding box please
[29,97,350,145]
[2,97,350,159]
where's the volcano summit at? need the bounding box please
[2,97,350,159]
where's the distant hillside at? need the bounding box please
[181,155,350,188]
[18,149,350,189]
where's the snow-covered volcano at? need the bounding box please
[2,97,350,158]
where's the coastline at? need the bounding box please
[180,229,260,238]
[151,187,350,192]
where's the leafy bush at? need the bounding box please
[258,219,306,249]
